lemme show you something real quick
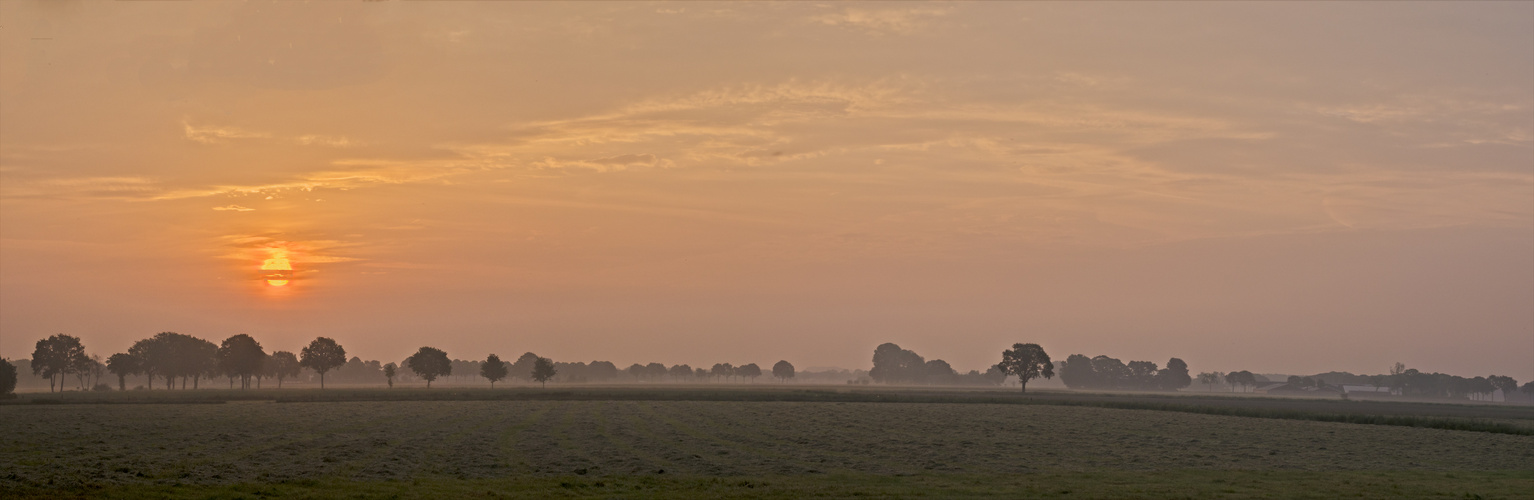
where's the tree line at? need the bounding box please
[1055,354,1193,391]
[6,333,803,394]
[6,333,1531,402]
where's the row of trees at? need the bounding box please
[868,343,1008,386]
[9,334,807,394]
[1053,354,1193,391]
[26,333,350,392]
[10,334,1532,401]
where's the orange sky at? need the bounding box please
[2,1,1530,379]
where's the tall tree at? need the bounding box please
[383,362,397,388]
[300,337,347,389]
[217,334,266,390]
[406,347,452,388]
[997,343,1054,393]
[669,364,693,381]
[772,360,795,382]
[531,357,557,388]
[31,334,88,392]
[0,358,17,397]
[106,353,142,391]
[482,354,509,388]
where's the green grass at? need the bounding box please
[9,471,1531,499]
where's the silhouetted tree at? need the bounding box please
[669,364,693,381]
[31,334,88,392]
[924,359,956,385]
[0,358,16,398]
[216,334,266,390]
[511,353,540,382]
[869,343,927,384]
[1058,354,1094,389]
[531,357,557,388]
[126,332,215,390]
[106,353,142,391]
[482,354,509,388]
[983,365,1008,385]
[268,351,300,388]
[1487,375,1519,397]
[383,362,397,388]
[129,334,168,389]
[406,347,452,388]
[738,363,762,383]
[710,363,734,382]
[626,363,646,381]
[299,337,347,389]
[588,361,618,381]
[1224,370,1257,392]
[997,343,1053,393]
[1127,360,1158,389]
[1157,358,1192,391]
[694,367,709,380]
[773,360,795,382]
[1522,382,1534,396]
[1197,371,1222,392]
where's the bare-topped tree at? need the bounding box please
[997,343,1054,394]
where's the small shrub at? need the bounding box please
[93,384,114,392]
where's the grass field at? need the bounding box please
[2,388,1531,498]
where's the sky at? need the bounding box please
[2,1,1530,380]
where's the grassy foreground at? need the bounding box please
[12,471,1531,499]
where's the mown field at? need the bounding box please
[2,389,1531,498]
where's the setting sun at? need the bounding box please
[260,251,292,287]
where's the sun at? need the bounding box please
[260,250,293,286]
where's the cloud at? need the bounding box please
[212,205,255,212]
[295,135,358,148]
[183,122,270,144]
[810,7,952,35]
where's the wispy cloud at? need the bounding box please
[810,7,952,36]
[183,122,271,144]
[212,205,255,212]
